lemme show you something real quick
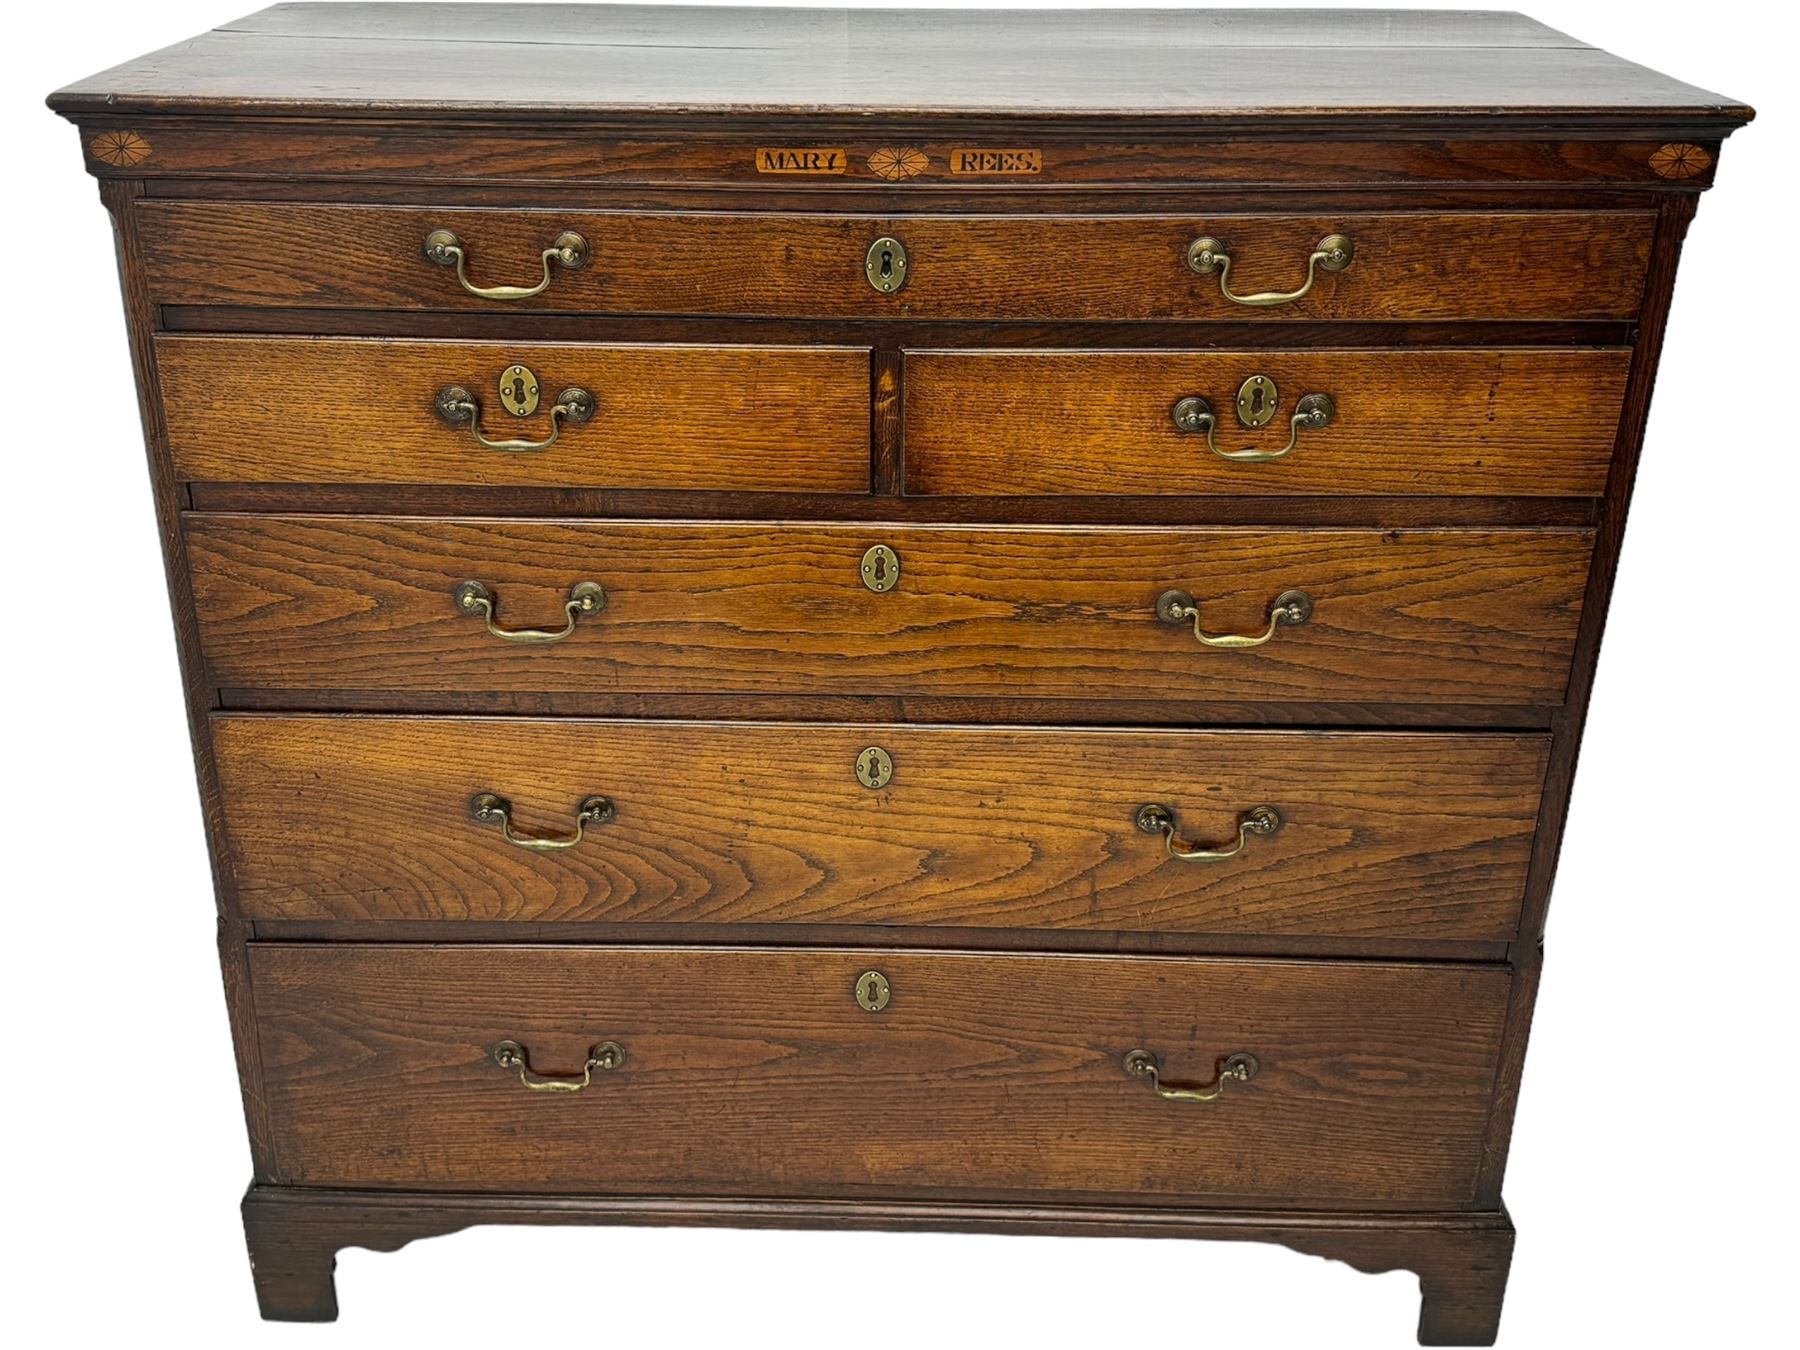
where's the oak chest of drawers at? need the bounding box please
[50,6,1749,1343]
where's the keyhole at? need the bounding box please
[860,544,900,592]
[498,365,541,416]
[865,237,908,294]
[1236,375,1279,429]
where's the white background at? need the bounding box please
[2,2,1793,1345]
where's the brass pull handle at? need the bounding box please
[471,792,615,851]
[492,1039,624,1093]
[1123,1049,1259,1102]
[453,579,606,644]
[1156,588,1312,648]
[1136,803,1282,862]
[1185,233,1354,308]
[423,228,589,301]
[1171,393,1336,462]
[435,385,595,453]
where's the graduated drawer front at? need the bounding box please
[138,202,1654,321]
[906,348,1632,497]
[214,716,1548,939]
[250,944,1510,1204]
[158,337,871,491]
[186,516,1592,707]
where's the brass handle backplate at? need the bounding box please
[424,228,589,301]
[493,1039,624,1092]
[454,579,606,643]
[1185,233,1354,307]
[1123,1049,1259,1102]
[471,792,615,851]
[1136,803,1282,862]
[435,384,595,452]
[1172,392,1336,462]
[1157,588,1312,648]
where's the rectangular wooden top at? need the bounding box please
[49,4,1750,131]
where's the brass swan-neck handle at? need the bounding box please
[1135,803,1283,863]
[1171,392,1336,462]
[1156,588,1312,649]
[434,384,595,453]
[470,792,615,851]
[1123,1049,1260,1103]
[492,1039,624,1093]
[1185,233,1354,308]
[424,228,589,301]
[453,580,606,644]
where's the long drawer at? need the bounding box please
[186,517,1592,706]
[138,202,1655,320]
[215,716,1548,938]
[158,337,872,490]
[905,347,1632,497]
[250,944,1511,1204]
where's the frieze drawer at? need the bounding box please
[137,202,1656,322]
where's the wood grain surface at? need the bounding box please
[249,943,1511,1202]
[136,203,1656,321]
[213,716,1548,937]
[185,516,1594,706]
[905,348,1631,497]
[157,336,871,490]
[49,5,1750,126]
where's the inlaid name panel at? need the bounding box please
[73,123,1712,190]
[250,944,1511,1204]
[905,348,1632,498]
[158,337,873,490]
[215,716,1548,938]
[184,517,1593,706]
[137,202,1656,321]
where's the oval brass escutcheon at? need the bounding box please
[855,745,894,789]
[854,970,892,1013]
[865,236,909,293]
[498,364,540,417]
[1236,374,1278,428]
[860,543,901,593]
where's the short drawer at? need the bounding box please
[215,716,1548,939]
[250,944,1510,1204]
[138,202,1654,321]
[906,348,1631,497]
[158,337,871,491]
[186,516,1592,707]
